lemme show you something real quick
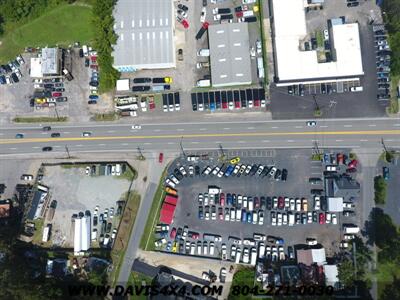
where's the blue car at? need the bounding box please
[323,153,330,164]
[383,167,390,180]
[241,209,247,222]
[89,95,99,100]
[166,241,172,251]
[227,193,232,206]
[247,212,252,223]
[198,206,204,219]
[15,133,24,139]
[224,165,235,177]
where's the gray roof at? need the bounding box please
[112,0,175,71]
[208,23,252,87]
[41,48,58,75]
[325,175,360,199]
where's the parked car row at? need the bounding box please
[91,205,117,248]
[373,26,391,101]
[322,152,358,173]
[0,55,24,85]
[162,92,180,112]
[198,204,265,225]
[270,210,338,226]
[191,88,266,111]
[201,163,287,180]
[86,49,99,105]
[31,78,68,107]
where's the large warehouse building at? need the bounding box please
[270,0,364,86]
[112,0,175,72]
[208,23,252,87]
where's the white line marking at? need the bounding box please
[223,128,230,130]
[63,131,70,134]
[98,144,106,146]
[287,140,294,142]
[144,142,152,145]
[41,132,47,135]
[343,125,352,128]
[177,128,184,131]
[54,145,61,148]
[76,144,83,147]
[167,142,175,145]
[394,124,400,127]
[360,139,368,142]
[311,172,321,175]
[262,140,270,143]
[199,128,207,131]
[32,146,39,149]
[107,130,115,133]
[335,139,343,142]
[319,125,328,128]
[191,142,200,144]
[121,143,129,146]
[271,126,279,129]
[386,139,394,142]
[237,141,245,143]
[9,147,17,150]
[295,126,303,128]
[247,127,255,130]
[154,129,161,132]
[368,124,376,127]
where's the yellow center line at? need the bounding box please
[1,130,399,145]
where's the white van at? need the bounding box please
[115,164,121,176]
[288,212,295,226]
[248,198,254,211]
[197,79,211,87]
[235,248,242,263]
[343,225,360,234]
[197,49,210,57]
[258,242,266,258]
[82,45,89,57]
[350,86,363,92]
[250,247,257,266]
[208,186,221,195]
[236,209,242,222]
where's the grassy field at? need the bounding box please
[375,261,400,298]
[229,266,255,300]
[109,192,141,286]
[139,171,167,251]
[127,272,154,300]
[388,75,399,114]
[93,112,119,122]
[0,3,94,63]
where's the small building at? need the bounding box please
[327,197,344,212]
[41,48,60,76]
[30,57,43,78]
[297,247,326,266]
[46,258,68,277]
[208,22,252,87]
[323,265,339,289]
[325,175,360,199]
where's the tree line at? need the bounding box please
[381,0,400,76]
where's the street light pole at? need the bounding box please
[312,94,320,111]
[180,136,186,157]
[65,145,71,159]
[137,146,145,160]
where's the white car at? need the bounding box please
[203,242,208,255]
[111,228,117,239]
[271,212,276,226]
[212,166,220,176]
[131,124,141,129]
[179,166,187,176]
[217,170,224,178]
[307,121,317,127]
[256,40,262,54]
[314,196,320,210]
[323,29,329,40]
[258,211,264,225]
[170,175,180,185]
[307,238,317,246]
[230,245,237,259]
[290,198,295,211]
[332,213,337,225]
[282,213,288,225]
[326,212,332,224]
[242,248,250,264]
[248,99,254,108]
[344,234,355,240]
[165,179,176,188]
[296,198,301,212]
[200,7,207,23]
[284,197,290,209]
[233,165,241,174]
[277,212,282,226]
[256,165,264,175]
[188,165,194,176]
[85,166,91,175]
[307,212,313,224]
[229,101,234,110]
[261,99,266,107]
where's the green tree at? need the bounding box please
[381,276,400,300]
[338,258,355,287]
[374,176,387,204]
[381,0,400,76]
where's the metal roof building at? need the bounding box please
[270,0,364,86]
[112,0,175,72]
[208,23,252,87]
[41,48,59,75]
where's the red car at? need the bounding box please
[278,197,284,209]
[346,168,357,173]
[190,232,199,239]
[234,98,241,108]
[254,197,260,208]
[337,153,344,164]
[348,159,358,169]
[170,227,177,239]
[319,213,325,224]
[90,64,98,70]
[181,19,189,29]
[220,193,225,206]
[222,100,228,109]
[52,92,61,97]
[254,99,261,107]
[159,153,164,163]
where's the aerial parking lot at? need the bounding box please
[152,148,360,265]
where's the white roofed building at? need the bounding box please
[270,0,364,86]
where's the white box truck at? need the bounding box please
[343,225,360,234]
[350,86,363,92]
[208,186,221,195]
[115,164,121,176]
[250,248,257,266]
[197,79,211,87]
[197,49,210,57]
[235,248,242,263]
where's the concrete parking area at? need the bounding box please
[270,0,386,119]
[153,148,362,266]
[40,163,132,247]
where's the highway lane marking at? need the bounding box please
[262,140,270,143]
[394,124,400,127]
[54,145,61,148]
[287,140,294,142]
[191,142,199,144]
[320,125,328,128]
[154,129,161,132]
[360,139,369,142]
[247,127,255,130]
[237,141,245,143]
[167,142,175,145]
[144,142,152,145]
[121,143,129,146]
[98,144,106,146]
[9,147,17,150]
[107,130,115,133]
[386,139,394,142]
[223,128,231,130]
[177,129,185,131]
[335,140,343,142]
[1,130,399,145]
[32,146,39,149]
[76,145,83,147]
[295,126,303,128]
[63,132,70,134]
[343,125,352,128]
[368,124,377,127]
[199,128,207,131]
[271,126,279,129]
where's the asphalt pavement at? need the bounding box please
[0,118,399,157]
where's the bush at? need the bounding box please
[374,176,387,205]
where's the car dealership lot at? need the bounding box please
[154,148,360,263]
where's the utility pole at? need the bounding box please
[54,107,60,121]
[137,146,145,160]
[381,138,388,153]
[312,94,320,111]
[180,136,186,157]
[65,145,71,159]
[219,144,225,160]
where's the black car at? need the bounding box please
[194,165,200,176]
[326,84,332,94]
[299,84,305,96]
[321,83,326,94]
[191,93,197,111]
[178,3,188,11]
[260,166,269,177]
[133,77,152,84]
[311,189,323,195]
[93,216,98,226]
[274,169,282,180]
[52,88,65,92]
[240,90,247,108]
[88,100,97,105]
[51,133,61,138]
[197,92,203,108]
[11,73,19,83]
[132,85,150,92]
[203,92,209,110]
[56,97,68,102]
[311,38,317,50]
[85,59,90,67]
[260,197,266,210]
[249,165,258,176]
[221,91,227,107]
[42,126,52,131]
[0,75,5,84]
[215,91,221,109]
[281,169,288,181]
[347,1,359,7]
[203,0,207,6]
[54,83,64,87]
[173,168,184,180]
[295,213,301,224]
[89,81,99,87]
[42,147,53,152]
[79,49,84,57]
[106,222,112,233]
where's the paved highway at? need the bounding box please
[0,118,399,156]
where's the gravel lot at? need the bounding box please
[159,148,361,263]
[41,164,131,247]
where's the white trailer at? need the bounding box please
[250,248,257,266]
[343,225,360,234]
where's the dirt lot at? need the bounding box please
[41,164,132,247]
